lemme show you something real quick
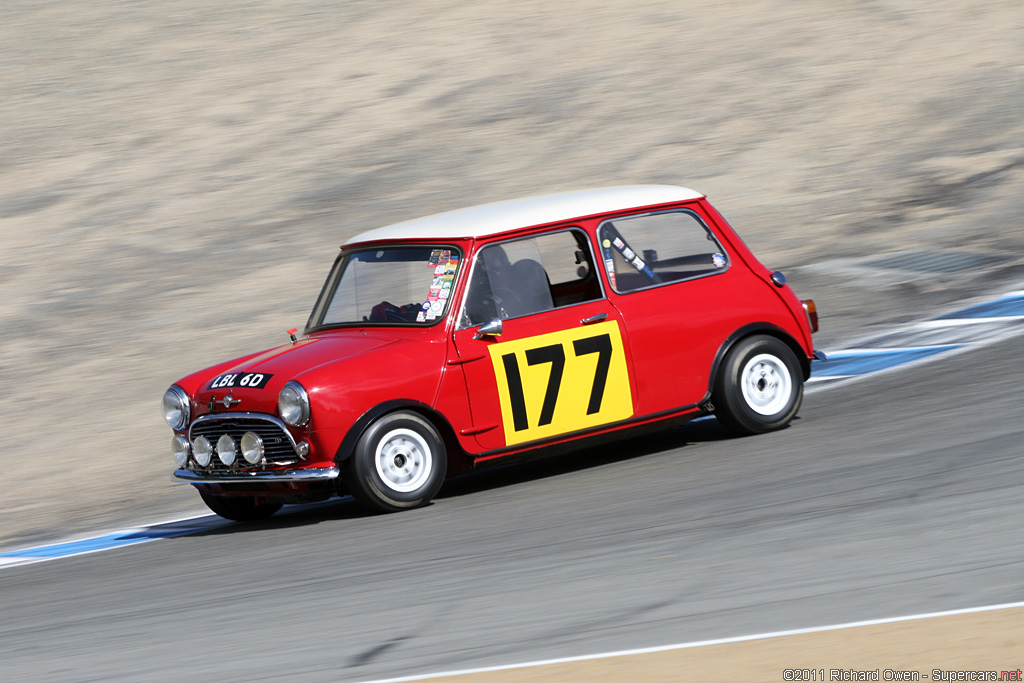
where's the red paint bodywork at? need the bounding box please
[168,194,815,497]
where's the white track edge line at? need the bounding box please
[357,600,1024,683]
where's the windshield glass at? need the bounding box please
[309,246,462,327]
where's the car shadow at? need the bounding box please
[438,414,734,500]
[178,415,756,536]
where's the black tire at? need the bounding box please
[199,491,283,522]
[344,411,447,513]
[713,334,803,436]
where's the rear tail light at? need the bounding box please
[802,299,819,333]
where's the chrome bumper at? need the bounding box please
[173,467,340,483]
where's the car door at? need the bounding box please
[451,228,637,453]
[595,206,738,416]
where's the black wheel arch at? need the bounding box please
[707,323,811,396]
[333,399,466,474]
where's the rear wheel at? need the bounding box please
[344,411,447,513]
[713,335,803,436]
[199,491,282,522]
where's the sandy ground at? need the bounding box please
[420,607,1024,682]
[2,0,1024,550]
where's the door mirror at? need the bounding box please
[473,318,503,340]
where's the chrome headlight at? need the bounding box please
[278,381,310,427]
[193,436,212,467]
[171,435,191,468]
[163,386,191,430]
[241,431,264,465]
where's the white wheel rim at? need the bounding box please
[374,428,433,493]
[740,353,793,416]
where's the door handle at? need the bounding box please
[580,312,607,325]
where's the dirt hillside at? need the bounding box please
[1,0,1023,549]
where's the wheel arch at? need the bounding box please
[333,399,468,474]
[707,323,811,395]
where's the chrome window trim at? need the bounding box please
[455,226,606,330]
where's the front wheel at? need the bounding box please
[198,491,282,522]
[344,411,447,513]
[713,335,803,436]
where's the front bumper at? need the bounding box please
[173,466,340,483]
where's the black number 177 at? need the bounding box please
[501,333,613,432]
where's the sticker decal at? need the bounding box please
[208,372,273,390]
[488,321,633,446]
[712,253,726,268]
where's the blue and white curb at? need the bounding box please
[0,515,229,569]
[809,290,1024,385]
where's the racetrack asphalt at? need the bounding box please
[1,326,1022,681]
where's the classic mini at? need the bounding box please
[162,186,823,520]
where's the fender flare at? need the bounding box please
[333,399,462,466]
[706,323,811,397]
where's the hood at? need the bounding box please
[193,332,397,413]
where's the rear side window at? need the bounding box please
[597,210,728,293]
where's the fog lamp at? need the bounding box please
[171,435,190,468]
[217,434,237,466]
[193,436,212,467]
[241,431,264,465]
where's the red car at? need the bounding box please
[163,186,822,520]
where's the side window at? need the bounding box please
[460,229,602,327]
[597,211,728,293]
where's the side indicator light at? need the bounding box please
[802,299,819,333]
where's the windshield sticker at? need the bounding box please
[602,239,617,288]
[417,250,461,322]
[712,253,726,268]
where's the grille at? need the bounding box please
[189,414,298,470]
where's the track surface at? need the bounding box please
[2,335,1023,681]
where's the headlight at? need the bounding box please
[278,381,310,427]
[163,386,191,430]
[241,432,264,465]
[193,436,212,467]
[171,435,191,468]
[217,435,236,466]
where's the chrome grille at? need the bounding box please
[188,413,298,470]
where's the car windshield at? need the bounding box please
[309,246,462,327]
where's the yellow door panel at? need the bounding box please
[488,320,634,446]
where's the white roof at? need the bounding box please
[346,185,704,244]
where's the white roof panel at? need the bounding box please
[346,185,703,244]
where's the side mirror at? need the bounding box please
[473,318,503,340]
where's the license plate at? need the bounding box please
[207,372,274,390]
